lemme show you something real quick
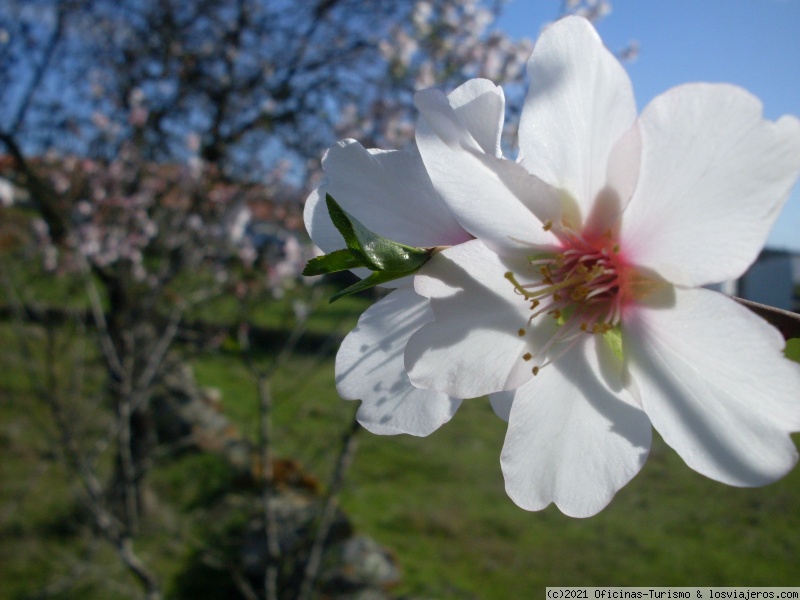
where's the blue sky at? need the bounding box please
[495,0,800,251]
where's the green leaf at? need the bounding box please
[302,249,364,276]
[329,268,420,303]
[325,194,431,273]
[785,338,800,364]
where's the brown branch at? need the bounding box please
[0,260,161,599]
[297,411,361,600]
[0,131,69,242]
[234,287,326,600]
[84,273,125,379]
[133,304,183,406]
[116,537,161,600]
[117,381,140,535]
[258,374,280,600]
[8,3,67,134]
[201,552,259,600]
[237,323,281,600]
[734,297,800,341]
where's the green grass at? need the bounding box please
[188,310,800,596]
[2,283,800,599]
[340,406,800,594]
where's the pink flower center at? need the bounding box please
[505,228,633,374]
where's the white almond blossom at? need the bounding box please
[404,16,800,516]
[303,82,505,435]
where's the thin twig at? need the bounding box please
[236,322,280,600]
[116,537,161,600]
[84,272,124,378]
[296,411,361,600]
[258,374,280,600]
[236,286,326,600]
[231,567,261,600]
[8,3,66,134]
[133,303,183,408]
[201,552,260,600]
[117,380,140,535]
[266,286,326,378]
[0,260,162,599]
[132,286,224,407]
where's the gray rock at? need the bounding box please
[320,534,402,592]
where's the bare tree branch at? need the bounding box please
[8,3,67,134]
[735,297,800,341]
[297,411,361,600]
[0,259,162,599]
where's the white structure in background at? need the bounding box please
[0,176,14,206]
[715,249,798,312]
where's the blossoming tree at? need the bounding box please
[0,0,558,597]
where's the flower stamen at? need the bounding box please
[507,229,632,373]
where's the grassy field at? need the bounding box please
[2,285,800,599]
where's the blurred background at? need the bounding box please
[1,1,799,598]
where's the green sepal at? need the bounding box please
[785,338,800,364]
[602,326,624,362]
[329,268,420,303]
[325,194,431,272]
[302,193,437,302]
[302,248,364,276]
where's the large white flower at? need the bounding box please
[404,16,800,516]
[303,80,507,435]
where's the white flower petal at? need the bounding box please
[582,122,642,239]
[415,88,561,258]
[605,123,642,210]
[304,139,470,251]
[446,78,505,158]
[303,187,346,255]
[336,288,461,436]
[620,84,800,287]
[405,240,537,398]
[489,391,513,422]
[625,286,800,486]
[518,16,637,218]
[501,336,651,518]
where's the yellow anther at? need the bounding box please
[508,232,627,356]
[542,220,553,231]
[532,366,540,376]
